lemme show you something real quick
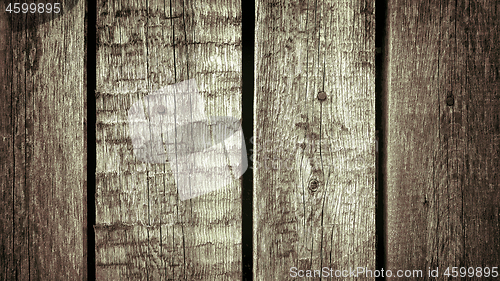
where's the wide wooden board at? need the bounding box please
[386,0,500,278]
[254,0,376,279]
[0,2,87,280]
[95,0,243,280]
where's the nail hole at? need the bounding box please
[446,94,455,106]
[317,91,327,101]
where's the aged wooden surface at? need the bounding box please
[254,0,376,279]
[0,2,87,280]
[386,0,500,278]
[0,10,13,280]
[95,0,243,279]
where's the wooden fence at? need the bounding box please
[0,0,498,280]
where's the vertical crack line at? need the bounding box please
[241,0,254,279]
[144,2,152,281]
[87,0,97,279]
[9,17,15,280]
[375,0,388,279]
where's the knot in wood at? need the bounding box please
[308,179,320,193]
[317,91,327,101]
[446,94,455,106]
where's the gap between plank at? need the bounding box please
[375,0,388,279]
[241,0,255,279]
[86,0,97,279]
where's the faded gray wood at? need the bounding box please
[254,0,376,279]
[0,2,87,280]
[95,0,243,280]
[386,0,500,278]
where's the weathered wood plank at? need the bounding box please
[386,0,500,278]
[254,0,376,279]
[0,1,86,280]
[458,1,500,271]
[12,11,29,281]
[0,10,14,281]
[95,0,243,280]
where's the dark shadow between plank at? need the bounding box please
[86,0,96,279]
[375,0,388,279]
[241,0,255,279]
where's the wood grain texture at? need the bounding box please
[0,9,14,281]
[0,2,86,280]
[386,0,500,278]
[95,0,242,280]
[254,0,376,279]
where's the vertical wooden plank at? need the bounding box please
[0,1,87,280]
[254,0,376,279]
[12,10,29,281]
[95,0,243,280]
[459,1,500,271]
[385,0,442,275]
[387,0,500,278]
[0,10,14,281]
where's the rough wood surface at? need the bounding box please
[0,2,86,280]
[386,0,500,278]
[254,0,376,279]
[95,0,242,280]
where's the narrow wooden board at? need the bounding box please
[254,0,376,279]
[95,0,243,280]
[0,2,86,280]
[0,10,14,281]
[386,0,500,278]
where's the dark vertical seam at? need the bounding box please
[181,0,194,211]
[168,0,185,278]
[319,102,325,271]
[317,0,326,271]
[300,0,311,253]
[161,0,168,278]
[87,0,96,279]
[10,20,15,281]
[25,22,29,281]
[435,0,442,271]
[180,1,191,276]
[457,0,466,267]
[144,2,152,280]
[11,19,19,281]
[309,0,319,265]
[326,3,335,273]
[317,0,324,174]
[375,0,388,279]
[241,0,254,279]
